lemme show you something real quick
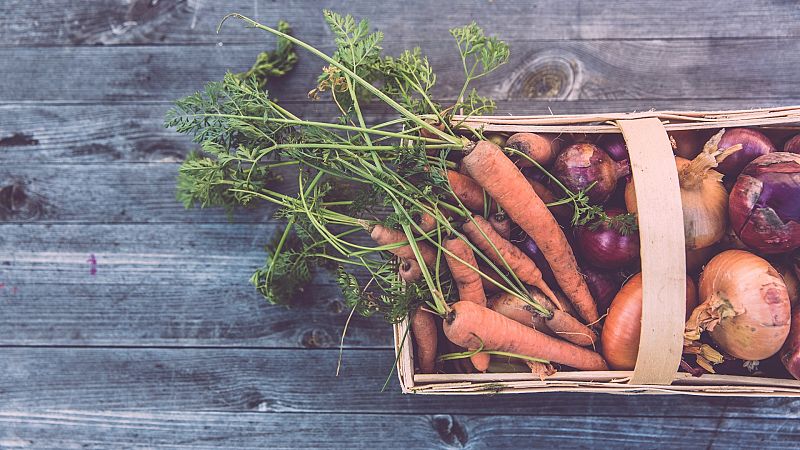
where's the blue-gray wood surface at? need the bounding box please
[2,1,800,448]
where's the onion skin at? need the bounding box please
[601,273,698,370]
[574,208,640,270]
[626,156,728,250]
[715,128,777,182]
[688,250,791,361]
[729,152,800,254]
[780,308,800,380]
[784,134,800,154]
[554,143,630,204]
[777,264,799,308]
[686,245,717,274]
[597,134,629,162]
[582,266,622,315]
[670,129,717,160]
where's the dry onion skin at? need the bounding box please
[601,273,698,370]
[685,249,791,362]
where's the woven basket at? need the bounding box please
[394,106,800,396]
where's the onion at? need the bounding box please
[780,308,800,380]
[553,143,630,204]
[685,249,791,361]
[518,235,558,289]
[625,130,731,250]
[713,128,776,185]
[582,266,622,315]
[784,134,800,154]
[573,208,640,269]
[596,134,629,161]
[729,152,800,254]
[686,245,717,274]
[602,273,698,370]
[524,173,572,223]
[777,264,799,308]
[669,129,717,160]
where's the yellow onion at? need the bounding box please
[685,250,791,361]
[626,130,735,250]
[601,273,698,370]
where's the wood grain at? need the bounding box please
[1,0,798,46]
[3,39,800,103]
[1,410,799,449]
[2,347,800,419]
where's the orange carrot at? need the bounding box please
[470,352,491,372]
[488,292,551,335]
[462,215,560,307]
[507,132,559,167]
[447,170,495,213]
[370,224,436,267]
[488,211,511,240]
[443,301,608,371]
[443,236,486,306]
[463,141,599,324]
[527,177,571,223]
[410,306,438,374]
[399,259,422,283]
[414,211,437,233]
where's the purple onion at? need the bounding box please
[582,265,622,314]
[784,134,800,154]
[597,134,629,162]
[518,236,557,289]
[729,152,800,254]
[573,208,640,269]
[553,143,630,204]
[715,128,776,184]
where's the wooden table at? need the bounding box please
[2,1,800,447]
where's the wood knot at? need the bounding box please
[301,328,333,348]
[431,414,469,448]
[504,52,580,100]
[0,182,49,221]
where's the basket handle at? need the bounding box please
[616,118,687,385]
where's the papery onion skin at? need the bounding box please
[625,156,728,250]
[729,152,800,254]
[554,143,630,204]
[670,129,717,160]
[597,134,629,162]
[574,208,640,270]
[715,128,776,182]
[601,273,698,370]
[692,250,791,361]
[780,308,800,380]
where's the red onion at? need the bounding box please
[582,266,622,314]
[553,143,630,204]
[783,308,800,380]
[729,152,800,254]
[784,134,800,154]
[518,235,558,289]
[596,134,629,162]
[714,128,776,184]
[573,208,640,269]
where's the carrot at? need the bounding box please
[462,214,560,307]
[443,301,608,371]
[447,170,495,213]
[479,264,505,295]
[463,141,599,324]
[488,211,511,240]
[470,352,491,372]
[410,306,438,374]
[399,258,422,283]
[414,211,437,233]
[488,292,551,336]
[443,236,486,306]
[527,177,571,223]
[370,224,436,267]
[507,132,559,167]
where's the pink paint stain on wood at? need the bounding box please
[87,254,97,275]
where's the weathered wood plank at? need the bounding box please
[3,347,800,420]
[3,39,800,103]
[0,282,387,348]
[2,0,798,46]
[3,100,800,165]
[1,410,799,449]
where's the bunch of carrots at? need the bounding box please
[167,11,800,381]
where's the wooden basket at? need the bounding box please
[394,106,800,396]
